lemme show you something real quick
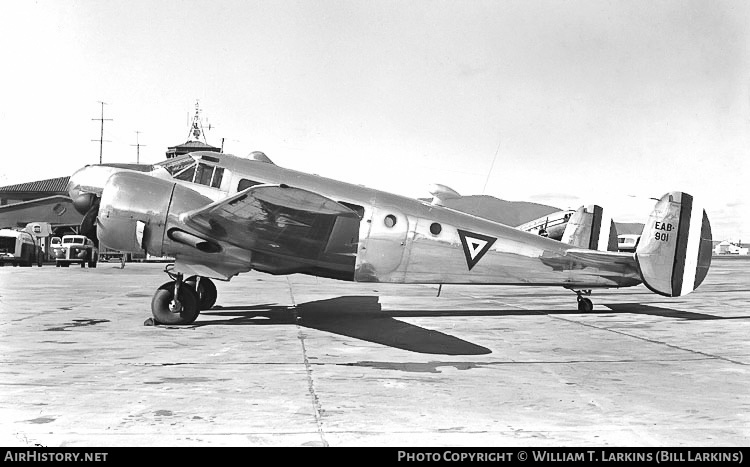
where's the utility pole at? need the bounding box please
[91,101,113,164]
[130,131,146,164]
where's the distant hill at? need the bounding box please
[439,195,560,227]
[431,195,645,235]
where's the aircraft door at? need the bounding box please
[357,205,409,280]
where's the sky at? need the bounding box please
[1,0,748,241]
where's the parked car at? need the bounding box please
[0,228,43,267]
[52,235,99,268]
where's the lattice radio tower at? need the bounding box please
[131,131,146,164]
[91,101,113,164]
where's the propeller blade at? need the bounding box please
[80,202,100,244]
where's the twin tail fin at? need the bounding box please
[635,192,712,297]
[561,205,618,251]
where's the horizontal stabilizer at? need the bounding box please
[561,205,617,251]
[635,192,712,297]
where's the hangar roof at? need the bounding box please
[168,140,220,151]
[0,176,70,194]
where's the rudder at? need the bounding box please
[635,192,712,297]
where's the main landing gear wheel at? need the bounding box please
[577,294,594,312]
[151,281,201,325]
[185,276,217,310]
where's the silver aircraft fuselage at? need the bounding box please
[68,151,642,289]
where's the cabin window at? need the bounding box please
[384,215,397,228]
[430,223,442,235]
[238,178,262,191]
[338,201,365,219]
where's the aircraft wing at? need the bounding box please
[0,195,83,228]
[180,184,360,261]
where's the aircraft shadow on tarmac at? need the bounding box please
[197,296,490,355]
[192,296,742,355]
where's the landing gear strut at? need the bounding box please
[150,265,218,325]
[575,290,594,312]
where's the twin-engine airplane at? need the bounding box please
[67,151,712,325]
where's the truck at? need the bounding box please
[51,235,99,268]
[617,234,641,253]
[0,228,43,267]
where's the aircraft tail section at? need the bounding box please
[561,205,617,251]
[635,192,712,297]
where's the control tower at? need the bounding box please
[166,101,221,159]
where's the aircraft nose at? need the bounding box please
[68,166,91,198]
[67,165,120,214]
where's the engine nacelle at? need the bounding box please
[97,172,213,255]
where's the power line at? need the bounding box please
[481,137,502,195]
[475,135,502,215]
[91,101,113,164]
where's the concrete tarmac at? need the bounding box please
[1,258,748,447]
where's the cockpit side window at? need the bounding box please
[160,156,226,189]
[211,167,224,188]
[196,163,213,186]
[175,165,196,181]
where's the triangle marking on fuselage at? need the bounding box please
[457,229,497,271]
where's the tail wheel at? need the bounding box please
[151,281,200,325]
[185,276,218,310]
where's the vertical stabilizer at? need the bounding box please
[635,192,712,297]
